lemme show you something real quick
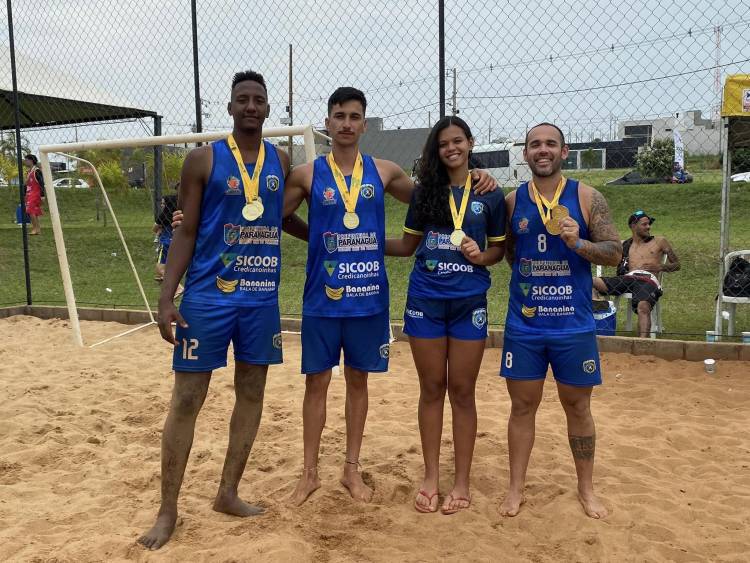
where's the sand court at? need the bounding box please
[1,315,749,562]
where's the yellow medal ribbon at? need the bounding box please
[227,134,265,216]
[530,175,566,226]
[327,151,364,219]
[448,175,472,246]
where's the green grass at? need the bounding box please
[1,169,749,341]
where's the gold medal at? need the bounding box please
[242,198,264,221]
[450,229,466,247]
[545,204,569,235]
[448,176,472,248]
[327,152,364,232]
[227,134,266,223]
[343,211,360,230]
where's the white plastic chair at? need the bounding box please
[718,250,750,336]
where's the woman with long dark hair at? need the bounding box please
[386,116,506,514]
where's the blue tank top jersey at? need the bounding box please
[181,139,284,306]
[505,179,595,334]
[404,185,506,299]
[303,153,389,317]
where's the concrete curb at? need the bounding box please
[1,306,747,362]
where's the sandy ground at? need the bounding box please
[1,315,749,562]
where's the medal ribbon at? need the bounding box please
[530,176,566,225]
[227,134,265,206]
[327,151,364,214]
[449,175,472,232]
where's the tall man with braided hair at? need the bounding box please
[499,123,622,519]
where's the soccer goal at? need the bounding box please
[38,125,328,347]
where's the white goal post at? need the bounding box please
[38,125,328,347]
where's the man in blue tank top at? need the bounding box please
[283,87,497,506]
[138,71,307,550]
[499,123,622,520]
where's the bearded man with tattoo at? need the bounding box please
[498,123,621,519]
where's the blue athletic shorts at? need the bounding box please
[403,294,488,340]
[172,300,282,372]
[499,327,602,387]
[301,309,391,374]
[158,242,170,265]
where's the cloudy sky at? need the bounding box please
[1,0,748,150]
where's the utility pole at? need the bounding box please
[451,68,458,116]
[488,118,492,144]
[287,43,294,165]
[428,111,431,127]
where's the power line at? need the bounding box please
[456,58,750,100]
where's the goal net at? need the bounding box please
[38,125,325,347]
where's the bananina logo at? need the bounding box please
[324,285,344,301]
[521,305,537,318]
[324,260,338,276]
[216,276,238,294]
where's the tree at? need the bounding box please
[0,131,31,160]
[636,138,675,179]
[581,148,600,170]
[0,154,19,184]
[95,160,129,193]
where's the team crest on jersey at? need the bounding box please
[322,186,337,205]
[323,231,338,253]
[472,308,487,329]
[519,258,533,277]
[471,201,484,215]
[360,184,375,199]
[519,282,531,296]
[425,231,439,250]
[226,175,241,195]
[224,224,241,246]
[272,333,283,349]
[324,260,338,276]
[266,175,280,192]
[518,217,530,234]
[582,359,596,374]
[379,343,390,359]
[425,259,438,271]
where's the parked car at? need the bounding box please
[606,169,693,185]
[53,177,90,189]
[731,171,750,183]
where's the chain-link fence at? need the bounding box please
[1,0,749,340]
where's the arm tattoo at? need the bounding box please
[569,434,595,460]
[575,190,622,266]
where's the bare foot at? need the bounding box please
[137,511,177,550]
[213,493,265,517]
[340,467,373,502]
[290,468,321,506]
[499,489,526,517]
[578,490,608,519]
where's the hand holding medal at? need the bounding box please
[327,152,364,230]
[530,176,567,236]
[227,134,265,222]
[449,175,472,247]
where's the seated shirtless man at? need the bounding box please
[593,210,680,337]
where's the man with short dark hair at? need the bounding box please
[594,210,680,337]
[138,70,307,550]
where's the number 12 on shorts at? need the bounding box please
[181,338,199,360]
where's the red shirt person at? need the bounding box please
[24,154,45,235]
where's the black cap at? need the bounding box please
[628,210,655,226]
